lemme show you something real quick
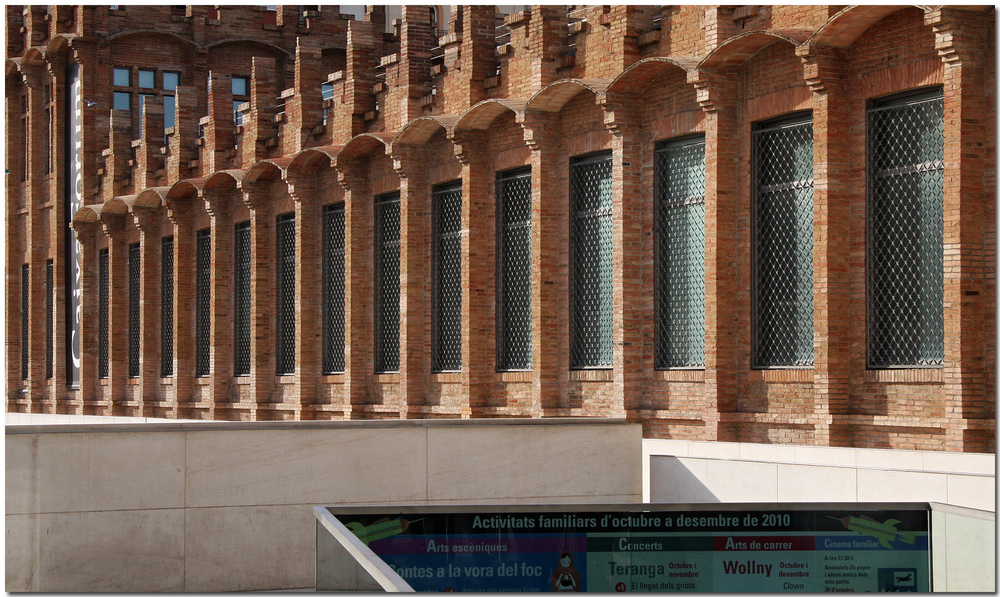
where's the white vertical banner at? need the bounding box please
[66,63,82,386]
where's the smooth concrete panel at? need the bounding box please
[184,505,316,592]
[184,428,428,507]
[649,457,717,503]
[775,464,857,502]
[6,431,186,515]
[856,469,949,503]
[945,474,996,511]
[854,447,924,471]
[739,441,798,464]
[922,451,996,475]
[425,425,641,503]
[931,510,996,592]
[791,445,857,468]
[703,459,778,502]
[5,509,185,592]
[685,440,741,460]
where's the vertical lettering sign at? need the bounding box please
[334,509,929,592]
[65,63,83,386]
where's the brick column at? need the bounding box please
[168,86,199,181]
[604,96,645,419]
[689,69,739,441]
[133,208,162,416]
[799,44,852,447]
[241,183,274,420]
[203,188,234,418]
[336,161,371,418]
[101,214,129,415]
[23,61,47,411]
[73,221,100,412]
[519,111,562,416]
[392,146,430,418]
[164,203,194,418]
[452,131,491,416]
[46,52,69,413]
[286,171,321,418]
[6,75,25,406]
[927,8,992,451]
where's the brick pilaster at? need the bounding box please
[241,57,278,167]
[455,6,496,110]
[688,68,739,441]
[6,74,25,405]
[101,214,129,415]
[45,51,69,414]
[133,208,162,417]
[204,72,234,173]
[335,19,376,143]
[23,60,48,412]
[135,97,165,189]
[519,111,562,415]
[799,44,852,447]
[73,222,100,411]
[286,37,323,154]
[102,110,133,200]
[394,6,436,130]
[164,202,194,419]
[241,183,274,420]
[285,171,321,418]
[203,188,234,419]
[168,85,199,182]
[527,6,567,93]
[335,161,371,418]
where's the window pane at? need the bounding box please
[322,204,345,374]
[128,243,141,378]
[21,264,29,380]
[570,152,613,368]
[163,71,180,91]
[113,67,131,87]
[233,100,244,126]
[374,192,401,372]
[113,91,131,111]
[232,76,249,97]
[655,137,706,369]
[276,213,296,375]
[45,261,53,379]
[867,90,945,368]
[234,222,251,376]
[195,229,211,377]
[432,182,463,372]
[164,95,176,129]
[752,116,814,368]
[161,237,174,377]
[99,249,109,378]
[497,169,532,371]
[138,69,155,89]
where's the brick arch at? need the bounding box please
[243,159,291,184]
[454,98,527,132]
[807,5,918,49]
[166,178,206,200]
[392,115,459,148]
[204,169,246,190]
[130,187,170,211]
[335,132,395,161]
[106,29,198,50]
[19,47,45,65]
[72,204,104,225]
[45,33,75,55]
[605,57,699,96]
[287,145,342,173]
[698,30,811,71]
[202,37,290,57]
[525,78,613,113]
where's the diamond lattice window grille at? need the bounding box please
[46,260,54,379]
[195,229,211,377]
[432,182,463,372]
[752,114,815,368]
[128,243,141,378]
[234,222,251,376]
[98,249,109,378]
[322,204,346,374]
[867,89,945,368]
[497,168,532,371]
[374,192,401,373]
[276,213,296,375]
[161,237,173,377]
[655,136,706,369]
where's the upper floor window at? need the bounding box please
[496,168,532,371]
[374,192,401,373]
[322,204,346,374]
[432,181,463,373]
[867,88,945,368]
[232,75,250,125]
[113,67,181,136]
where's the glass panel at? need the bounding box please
[322,204,345,374]
[233,100,244,126]
[113,91,131,111]
[752,116,814,368]
[497,169,532,371]
[138,69,155,89]
[655,138,706,369]
[570,153,613,369]
[375,193,401,372]
[163,71,180,91]
[164,95,175,129]
[232,76,249,97]
[867,91,945,368]
[276,213,296,375]
[432,182,463,372]
[113,67,131,87]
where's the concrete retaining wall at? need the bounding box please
[6,418,641,592]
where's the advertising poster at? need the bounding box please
[335,509,929,592]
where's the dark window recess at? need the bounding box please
[276,213,296,375]
[655,136,706,369]
[752,114,814,368]
[432,182,463,372]
[98,249,110,378]
[128,243,141,378]
[322,204,345,374]
[570,152,614,369]
[161,237,174,377]
[21,264,29,380]
[867,88,945,368]
[374,192,401,373]
[46,260,54,379]
[496,168,532,371]
[195,229,211,377]
[234,222,251,376]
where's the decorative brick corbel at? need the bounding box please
[796,43,848,95]
[389,144,423,180]
[516,110,558,152]
[687,68,736,114]
[924,7,986,67]
[283,169,318,204]
[334,160,367,193]
[600,92,640,138]
[448,130,485,165]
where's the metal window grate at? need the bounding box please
[161,237,173,376]
[98,249,109,378]
[322,204,345,374]
[497,168,532,371]
[432,182,463,372]
[233,222,251,376]
[21,264,29,380]
[374,192,400,373]
[867,90,945,368]
[752,115,814,368]
[46,260,54,379]
[128,243,141,378]
[655,137,706,369]
[570,152,614,369]
[195,229,211,377]
[276,213,296,375]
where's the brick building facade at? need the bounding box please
[6,5,995,452]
